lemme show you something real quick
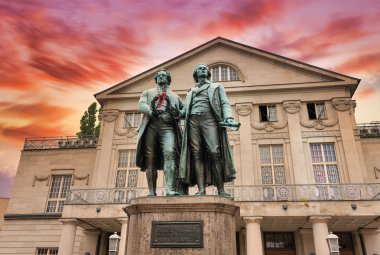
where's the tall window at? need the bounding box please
[259,105,277,122]
[46,175,72,213]
[116,150,139,188]
[310,143,340,184]
[210,65,240,82]
[307,102,327,120]
[259,145,286,200]
[125,112,142,128]
[310,143,341,199]
[36,248,58,255]
[115,150,139,203]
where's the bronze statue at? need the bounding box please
[136,69,184,196]
[179,64,240,197]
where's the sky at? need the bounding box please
[1,0,380,197]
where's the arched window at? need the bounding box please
[210,65,240,82]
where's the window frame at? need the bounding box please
[45,175,72,213]
[259,105,278,122]
[116,149,139,188]
[124,112,142,128]
[210,65,240,82]
[307,102,327,120]
[259,144,286,185]
[36,248,59,255]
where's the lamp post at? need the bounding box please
[109,232,120,255]
[326,231,339,255]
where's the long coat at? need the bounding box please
[178,82,236,186]
[136,88,184,171]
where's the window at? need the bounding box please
[36,248,58,255]
[46,175,72,213]
[259,105,277,122]
[310,143,341,199]
[115,150,139,203]
[264,232,295,249]
[210,65,240,82]
[116,150,138,188]
[124,112,142,128]
[259,145,286,201]
[307,102,326,120]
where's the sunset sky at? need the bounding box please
[1,0,380,197]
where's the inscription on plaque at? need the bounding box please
[151,221,203,248]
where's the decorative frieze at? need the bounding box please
[100,109,119,122]
[332,98,352,111]
[236,103,253,116]
[251,105,288,132]
[299,102,338,130]
[283,100,301,114]
[32,175,50,186]
[114,112,138,137]
[72,174,90,185]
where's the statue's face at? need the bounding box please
[156,70,168,86]
[195,64,209,79]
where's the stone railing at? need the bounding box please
[23,136,98,150]
[357,122,380,138]
[65,183,380,205]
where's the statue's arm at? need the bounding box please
[218,85,233,120]
[138,90,153,116]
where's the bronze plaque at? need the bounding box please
[151,221,203,248]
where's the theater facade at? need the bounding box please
[1,37,380,255]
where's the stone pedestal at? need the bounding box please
[123,196,238,255]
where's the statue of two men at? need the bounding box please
[136,65,239,197]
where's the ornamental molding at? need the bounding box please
[32,175,50,186]
[114,112,138,138]
[375,167,380,179]
[299,102,338,130]
[309,216,332,224]
[99,109,119,122]
[72,174,89,185]
[250,105,288,132]
[283,100,301,114]
[332,98,352,111]
[236,103,253,116]
[207,60,246,82]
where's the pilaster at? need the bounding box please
[57,219,78,255]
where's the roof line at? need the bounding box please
[94,36,360,98]
[94,37,223,97]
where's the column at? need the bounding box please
[243,216,263,255]
[236,103,255,185]
[283,101,308,184]
[360,228,380,255]
[58,219,78,255]
[93,109,118,187]
[309,216,331,255]
[118,217,129,255]
[81,229,101,255]
[332,98,363,182]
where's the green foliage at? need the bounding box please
[77,102,101,138]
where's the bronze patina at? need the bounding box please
[179,64,240,197]
[136,69,185,196]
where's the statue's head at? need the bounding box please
[154,69,171,86]
[193,64,211,82]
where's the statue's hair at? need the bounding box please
[193,64,211,82]
[154,69,171,85]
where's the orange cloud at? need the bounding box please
[354,87,377,99]
[335,52,380,74]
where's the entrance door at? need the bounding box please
[264,232,296,255]
[336,232,355,255]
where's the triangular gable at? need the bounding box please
[95,37,360,102]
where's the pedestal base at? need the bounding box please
[123,196,238,255]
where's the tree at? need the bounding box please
[77,102,101,138]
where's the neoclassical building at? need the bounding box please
[1,37,379,255]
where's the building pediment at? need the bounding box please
[95,37,359,103]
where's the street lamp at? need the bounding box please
[326,231,339,255]
[109,232,120,255]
